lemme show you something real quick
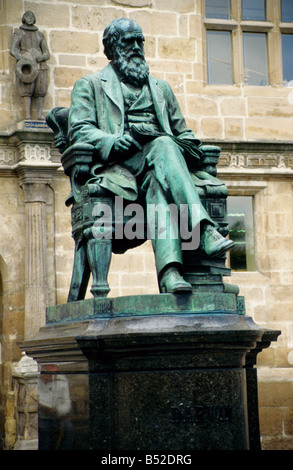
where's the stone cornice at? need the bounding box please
[0,123,61,179]
[207,141,293,179]
[1,134,293,179]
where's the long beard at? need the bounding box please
[112,52,149,87]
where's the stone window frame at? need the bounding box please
[202,0,291,86]
[225,181,265,272]
[226,193,256,272]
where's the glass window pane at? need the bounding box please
[207,30,232,84]
[242,0,266,21]
[281,0,293,22]
[205,0,230,19]
[282,34,293,85]
[243,33,268,86]
[227,196,256,272]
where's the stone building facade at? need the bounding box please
[0,0,293,450]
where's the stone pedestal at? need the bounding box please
[21,293,280,451]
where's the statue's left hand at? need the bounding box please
[35,54,44,63]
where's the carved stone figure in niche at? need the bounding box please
[10,10,50,121]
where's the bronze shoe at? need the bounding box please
[160,267,192,293]
[200,225,234,257]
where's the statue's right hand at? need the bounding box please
[112,135,142,157]
[113,135,135,154]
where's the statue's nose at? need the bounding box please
[133,40,140,50]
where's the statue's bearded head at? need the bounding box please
[103,18,149,87]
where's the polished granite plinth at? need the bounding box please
[22,293,280,450]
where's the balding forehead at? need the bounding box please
[104,18,143,40]
[116,18,142,34]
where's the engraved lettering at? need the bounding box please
[94,299,112,315]
[170,404,232,424]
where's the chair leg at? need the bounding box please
[86,238,112,298]
[67,243,91,302]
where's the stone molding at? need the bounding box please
[219,152,293,170]
[0,137,292,178]
[19,143,51,163]
[0,125,60,176]
[207,141,293,178]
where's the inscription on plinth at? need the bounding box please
[170,403,233,424]
[89,368,248,450]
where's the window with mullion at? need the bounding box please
[281,0,293,22]
[242,0,266,21]
[243,32,268,86]
[204,0,270,86]
[282,34,293,86]
[206,30,233,84]
[205,0,230,19]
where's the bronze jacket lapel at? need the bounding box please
[100,66,172,135]
[148,75,171,133]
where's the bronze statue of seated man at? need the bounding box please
[48,17,234,296]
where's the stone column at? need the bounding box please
[22,182,48,338]
[14,137,60,339]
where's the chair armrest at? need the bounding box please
[199,145,221,176]
[61,143,95,176]
[46,107,70,154]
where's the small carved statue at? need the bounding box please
[10,10,50,121]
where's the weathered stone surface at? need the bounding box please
[50,31,99,55]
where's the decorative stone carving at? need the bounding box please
[19,144,51,162]
[219,152,293,170]
[12,353,39,450]
[0,147,16,164]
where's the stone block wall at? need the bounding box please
[258,369,293,450]
[0,0,293,450]
[2,0,293,139]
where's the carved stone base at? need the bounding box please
[21,296,280,451]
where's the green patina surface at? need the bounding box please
[46,291,244,324]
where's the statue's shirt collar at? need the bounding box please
[20,24,38,31]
